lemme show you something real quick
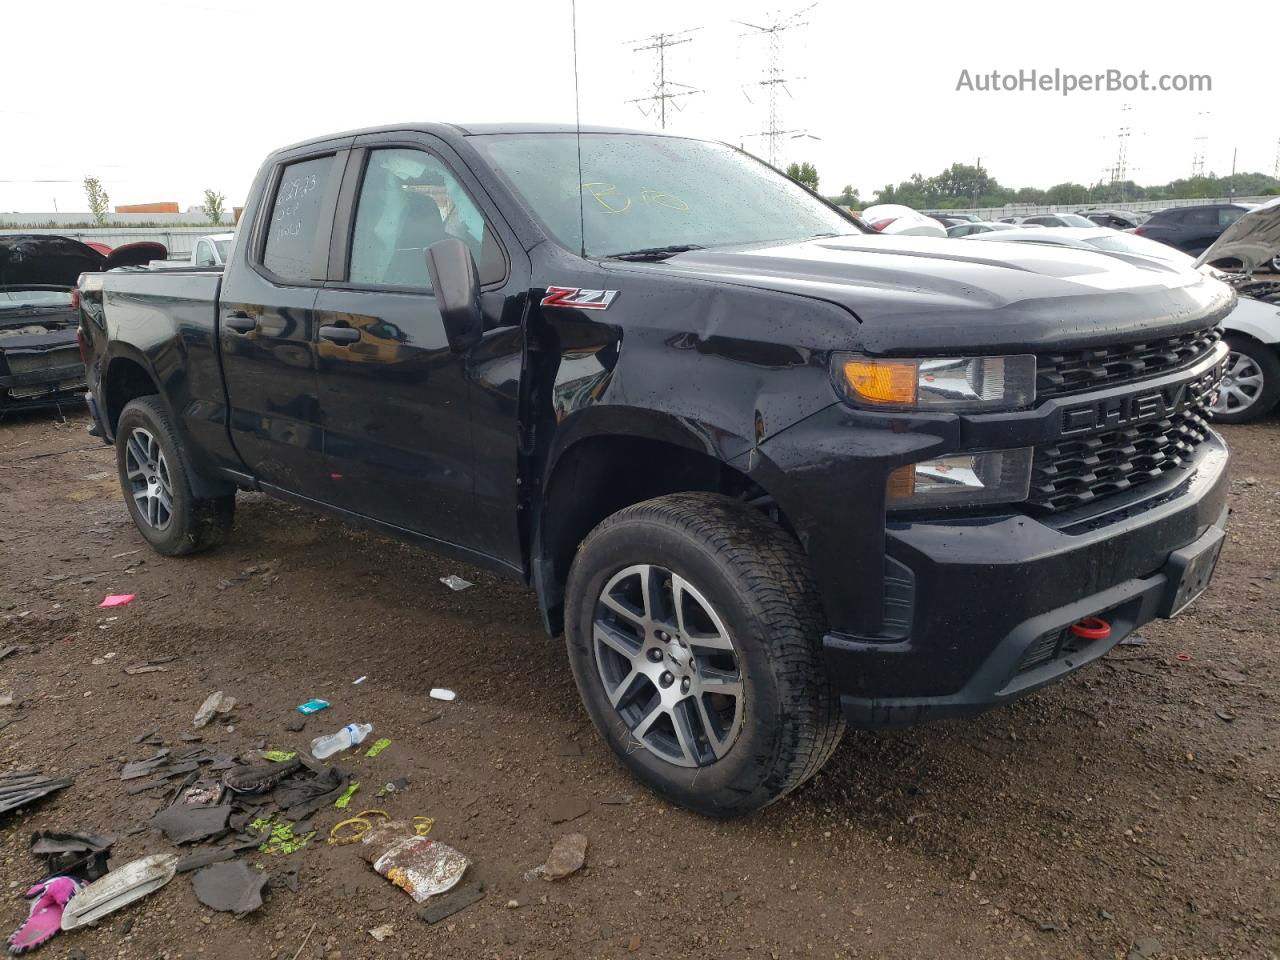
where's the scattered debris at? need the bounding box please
[311,722,372,760]
[1118,634,1146,646]
[1215,708,1236,722]
[193,691,236,729]
[0,771,73,816]
[176,848,239,874]
[7,877,80,953]
[149,804,233,844]
[1175,653,1192,663]
[599,795,633,806]
[1212,668,1248,684]
[251,817,315,856]
[30,831,113,882]
[123,656,176,675]
[548,795,591,824]
[224,758,302,795]
[329,810,391,847]
[296,698,330,715]
[429,688,456,702]
[418,883,485,925]
[366,738,392,759]
[368,923,395,942]
[358,821,470,903]
[334,783,361,809]
[439,575,473,591]
[285,715,307,733]
[192,861,269,915]
[97,594,136,608]
[61,853,178,930]
[261,750,297,763]
[542,833,588,880]
[353,675,368,685]
[0,644,31,662]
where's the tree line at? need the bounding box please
[782,161,1280,211]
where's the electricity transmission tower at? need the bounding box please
[1108,103,1133,193]
[736,2,818,167]
[1273,136,1279,179]
[1191,111,1210,178]
[625,28,702,129]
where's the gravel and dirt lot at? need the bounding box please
[1,409,1276,960]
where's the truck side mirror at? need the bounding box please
[424,237,483,354]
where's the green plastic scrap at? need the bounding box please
[261,750,297,762]
[365,738,392,758]
[334,783,360,809]
[250,816,314,856]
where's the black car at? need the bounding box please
[0,235,165,413]
[1137,203,1252,258]
[77,122,1232,816]
[1079,209,1148,230]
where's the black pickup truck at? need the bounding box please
[78,123,1233,815]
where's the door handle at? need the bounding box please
[224,312,257,334]
[319,325,361,345]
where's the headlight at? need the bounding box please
[887,448,1033,509]
[832,353,1037,411]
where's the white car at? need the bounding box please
[967,225,1280,422]
[190,233,235,267]
[859,204,947,237]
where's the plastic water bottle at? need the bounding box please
[311,722,373,760]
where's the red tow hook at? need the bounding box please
[1070,616,1111,641]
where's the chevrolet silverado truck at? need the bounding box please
[78,124,1233,816]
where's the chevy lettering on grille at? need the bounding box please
[1059,347,1227,436]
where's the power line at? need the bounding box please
[625,28,702,129]
[736,2,818,167]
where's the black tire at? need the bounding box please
[114,396,235,555]
[564,492,844,817]
[1211,334,1280,424]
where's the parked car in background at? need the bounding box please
[946,220,1022,238]
[999,213,1097,228]
[0,235,165,413]
[190,233,235,267]
[1136,203,1253,261]
[1079,208,1148,229]
[859,203,947,236]
[967,224,1280,422]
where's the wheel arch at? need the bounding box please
[530,412,792,636]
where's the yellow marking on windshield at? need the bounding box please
[641,190,689,211]
[582,182,631,214]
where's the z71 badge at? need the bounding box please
[540,286,618,310]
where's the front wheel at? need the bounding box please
[1210,334,1280,424]
[564,493,844,817]
[115,396,235,555]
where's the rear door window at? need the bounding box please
[262,154,337,282]
[1183,208,1216,226]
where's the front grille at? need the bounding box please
[1028,403,1212,513]
[1037,326,1222,399]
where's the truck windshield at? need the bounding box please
[469,133,860,258]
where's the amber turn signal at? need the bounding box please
[840,358,918,406]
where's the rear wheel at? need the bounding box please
[115,396,234,555]
[1210,334,1280,424]
[565,492,844,817]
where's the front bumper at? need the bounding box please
[825,432,1230,727]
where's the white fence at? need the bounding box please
[0,226,231,259]
[924,195,1275,219]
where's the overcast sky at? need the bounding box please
[3,0,1273,212]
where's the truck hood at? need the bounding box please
[1195,197,1280,272]
[623,234,1235,353]
[0,234,167,288]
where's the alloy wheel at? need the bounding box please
[1211,350,1265,416]
[592,564,745,768]
[124,427,174,531]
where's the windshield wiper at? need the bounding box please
[605,243,705,261]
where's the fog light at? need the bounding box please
[887,448,1033,509]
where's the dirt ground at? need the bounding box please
[0,408,1276,960]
